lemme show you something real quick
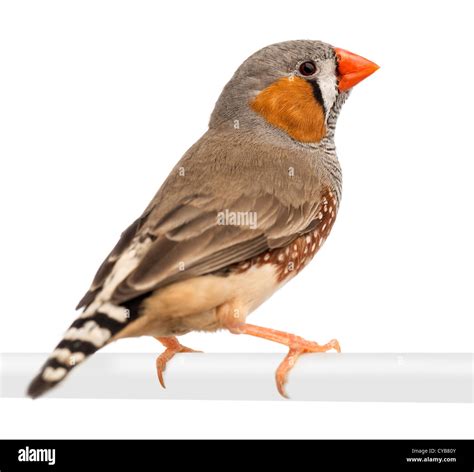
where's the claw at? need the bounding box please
[329,338,341,353]
[155,337,201,389]
[275,338,341,399]
[275,348,301,398]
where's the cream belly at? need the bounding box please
[113,263,283,340]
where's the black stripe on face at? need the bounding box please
[308,79,326,115]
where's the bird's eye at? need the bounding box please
[299,60,317,76]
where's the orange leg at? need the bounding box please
[155,337,201,388]
[228,323,341,398]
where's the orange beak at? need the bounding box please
[334,47,379,92]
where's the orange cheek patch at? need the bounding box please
[250,76,326,143]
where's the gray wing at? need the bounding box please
[77,130,327,308]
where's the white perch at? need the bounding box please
[1,353,473,402]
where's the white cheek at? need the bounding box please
[318,60,338,116]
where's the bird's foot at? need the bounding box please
[276,337,340,398]
[227,323,340,398]
[155,336,201,388]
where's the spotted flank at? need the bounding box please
[233,189,338,282]
[26,301,141,398]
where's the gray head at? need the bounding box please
[209,40,379,144]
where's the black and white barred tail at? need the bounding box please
[27,297,145,399]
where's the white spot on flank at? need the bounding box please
[263,253,270,261]
[306,235,311,244]
[42,366,67,382]
[277,253,285,262]
[64,321,111,347]
[322,223,327,232]
[318,212,323,220]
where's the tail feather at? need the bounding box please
[27,338,99,398]
[27,296,147,398]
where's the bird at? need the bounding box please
[27,40,378,399]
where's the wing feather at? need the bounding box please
[77,129,330,309]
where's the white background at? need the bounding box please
[0,0,473,438]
